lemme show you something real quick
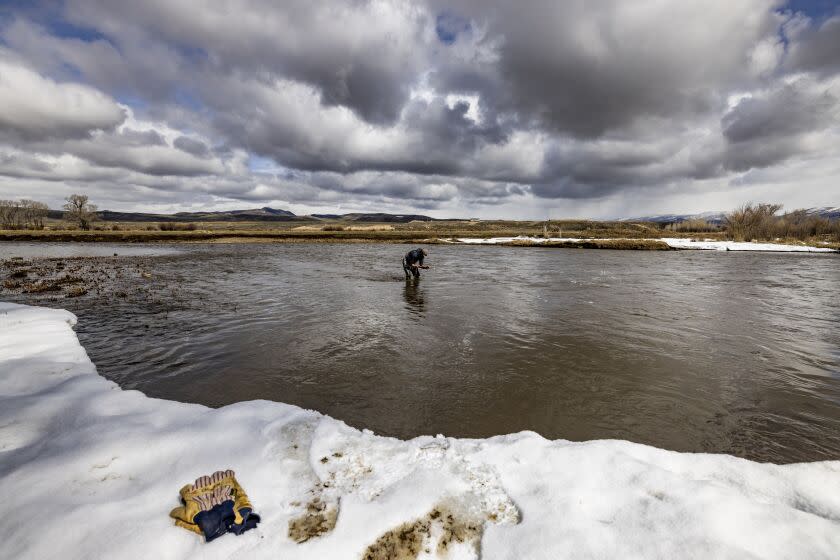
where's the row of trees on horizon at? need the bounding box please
[0,194,96,230]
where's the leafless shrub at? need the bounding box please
[159,222,198,231]
[725,203,839,242]
[777,209,832,239]
[664,218,720,233]
[724,203,783,241]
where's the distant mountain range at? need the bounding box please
[46,206,436,223]
[311,212,435,222]
[621,211,727,224]
[43,205,839,224]
[807,206,840,220]
[623,207,840,224]
[64,207,302,222]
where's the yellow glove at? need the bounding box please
[169,470,260,541]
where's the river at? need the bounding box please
[2,241,839,463]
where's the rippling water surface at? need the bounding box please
[4,242,840,463]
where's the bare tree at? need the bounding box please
[63,194,98,230]
[0,200,19,229]
[19,199,49,229]
[1,199,50,229]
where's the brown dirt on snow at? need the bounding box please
[362,503,483,560]
[287,497,339,544]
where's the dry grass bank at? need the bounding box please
[1,217,713,238]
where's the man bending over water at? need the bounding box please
[403,248,429,279]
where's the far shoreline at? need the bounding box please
[0,228,682,249]
[1,229,838,253]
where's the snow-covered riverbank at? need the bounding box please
[2,302,840,559]
[659,238,838,252]
[447,236,838,252]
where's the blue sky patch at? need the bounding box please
[45,19,108,42]
[784,0,840,20]
[173,88,204,113]
[436,12,471,45]
[249,155,288,174]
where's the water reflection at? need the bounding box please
[403,278,426,315]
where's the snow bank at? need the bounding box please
[2,302,840,559]
[659,238,837,252]
[445,236,838,252]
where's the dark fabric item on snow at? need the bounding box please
[194,501,237,542]
[229,507,261,535]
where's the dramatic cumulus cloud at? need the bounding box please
[0,56,125,141]
[722,78,840,171]
[429,0,782,136]
[0,0,838,217]
[784,13,840,75]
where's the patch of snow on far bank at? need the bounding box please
[451,236,586,244]
[444,236,838,253]
[659,238,837,252]
[2,302,840,559]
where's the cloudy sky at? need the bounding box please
[0,0,838,219]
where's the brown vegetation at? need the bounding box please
[724,203,840,243]
[1,257,174,303]
[65,285,89,298]
[158,222,198,231]
[21,274,84,294]
[0,223,719,246]
[2,206,835,249]
[664,218,719,233]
